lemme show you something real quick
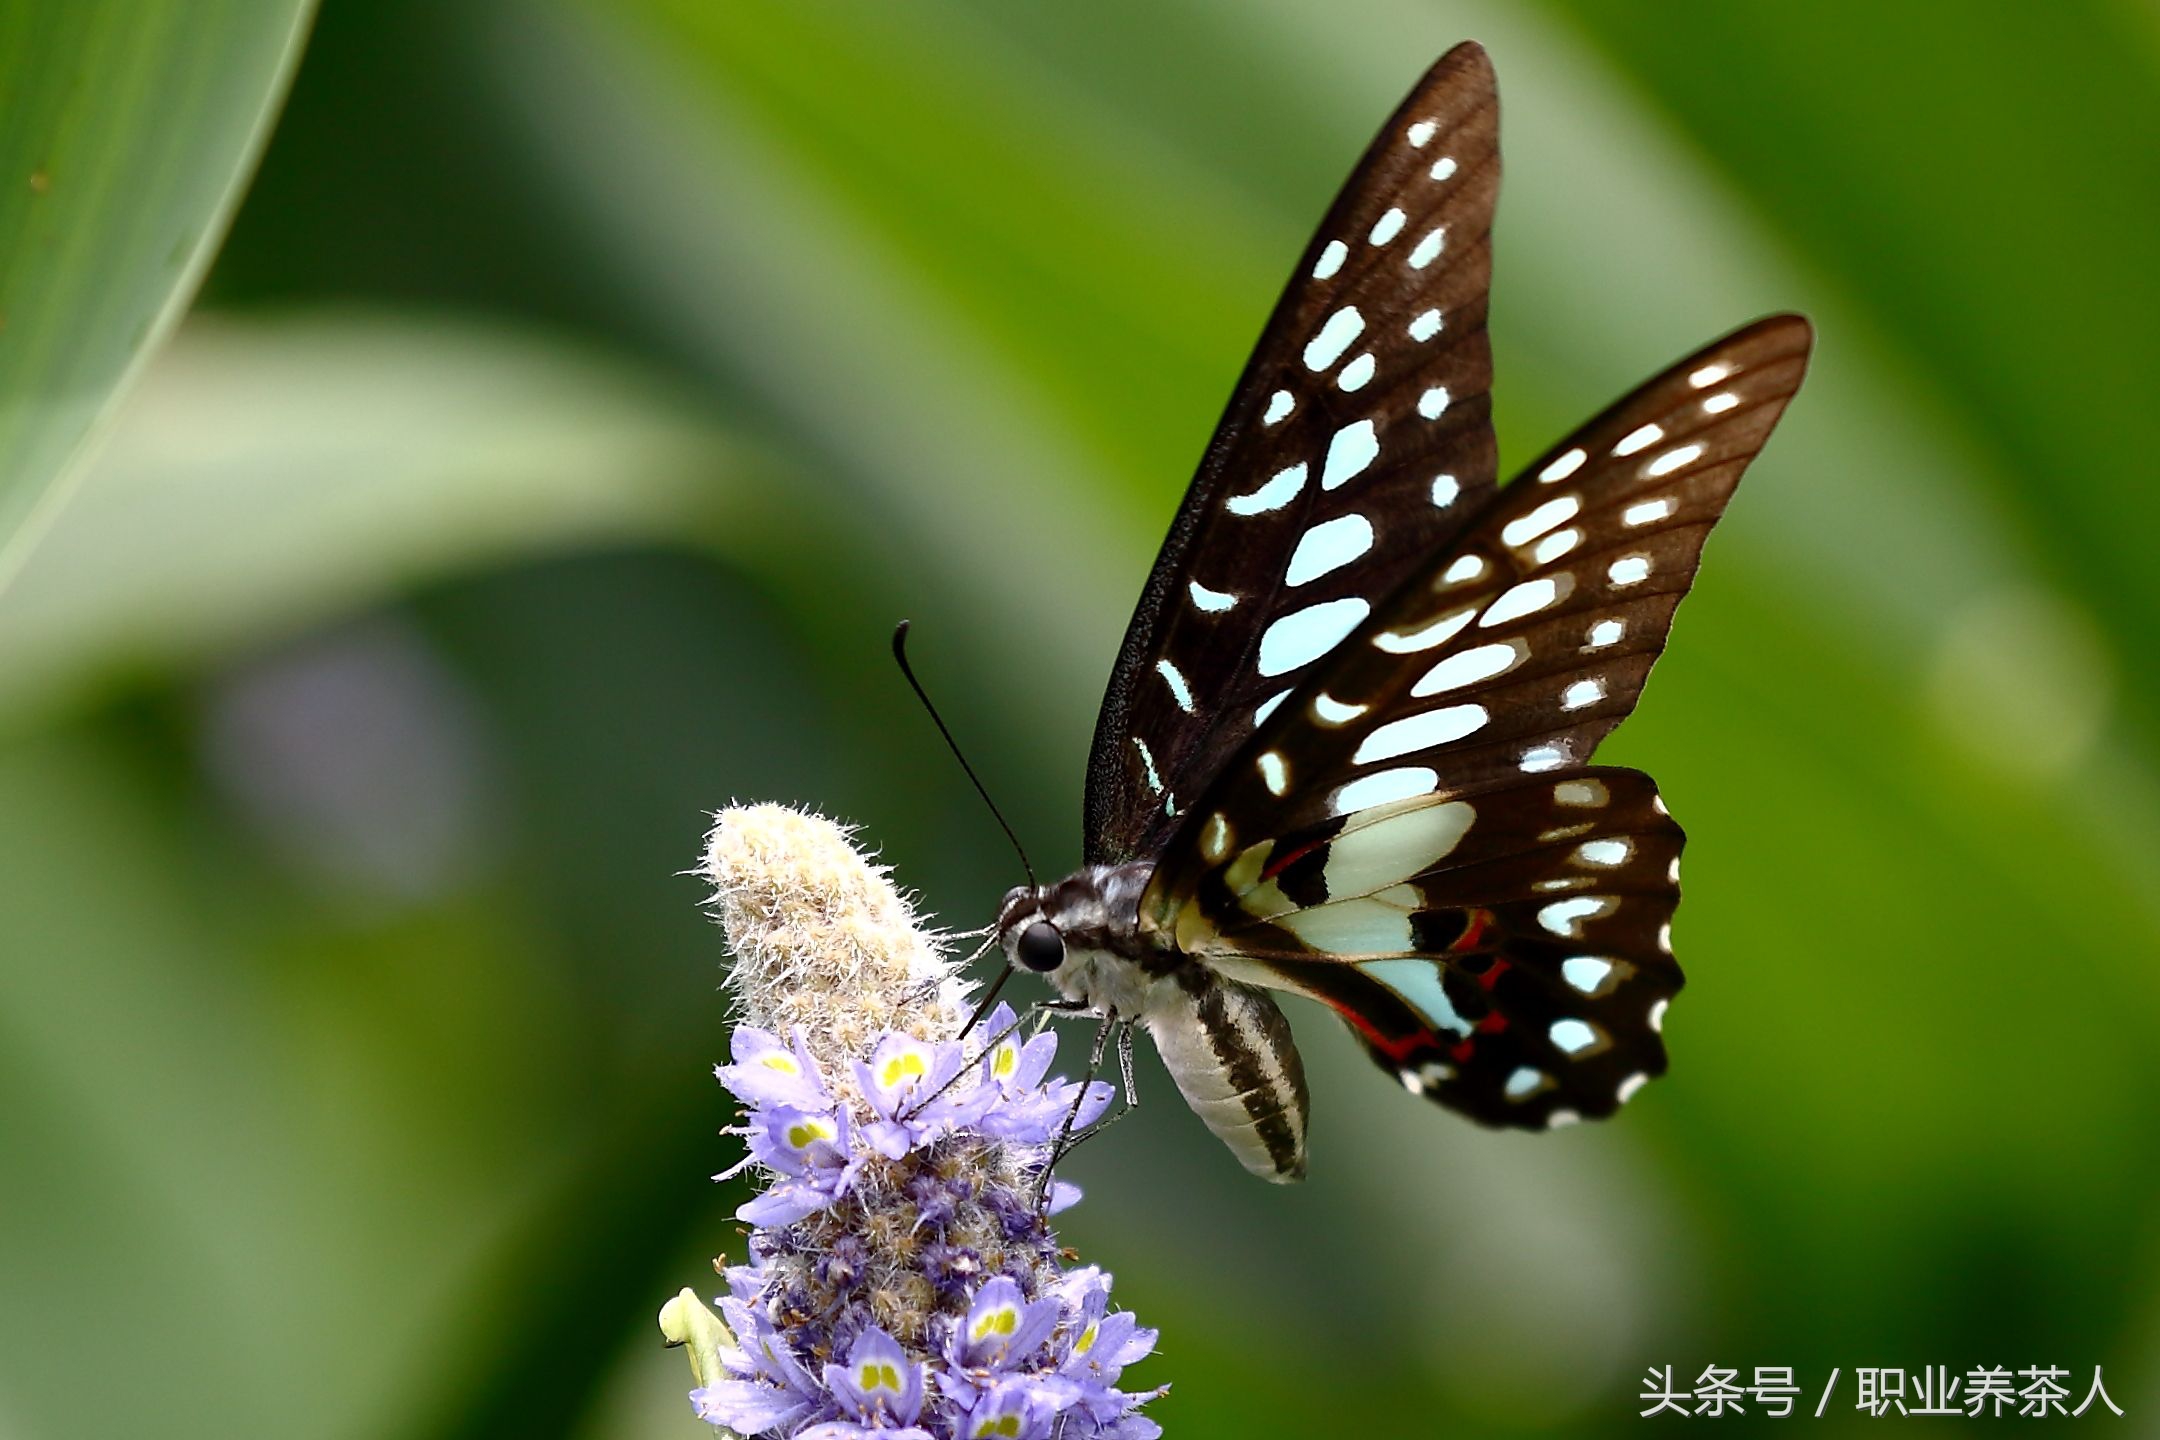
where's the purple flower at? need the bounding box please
[948,1278,1061,1372]
[684,1009,1161,1438]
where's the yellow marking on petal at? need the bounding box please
[971,1305,1020,1341]
[992,1042,1018,1079]
[758,1054,800,1072]
[1075,1321,1099,1355]
[784,1118,835,1149]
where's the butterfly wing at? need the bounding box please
[1170,768,1683,1129]
[1085,42,1502,864]
[1144,315,1812,1126]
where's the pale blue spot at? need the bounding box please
[1155,658,1195,712]
[1560,956,1613,994]
[1550,1019,1598,1055]
[1321,420,1380,489]
[1311,241,1348,281]
[1188,579,1237,613]
[1285,513,1374,586]
[1263,389,1294,425]
[1331,766,1439,815]
[1353,703,1487,763]
[1303,306,1364,371]
[1417,387,1450,419]
[1226,463,1305,516]
[1257,596,1368,676]
[1362,958,1470,1035]
[1504,1066,1545,1100]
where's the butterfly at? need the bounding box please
[985,41,1810,1179]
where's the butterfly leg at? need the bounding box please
[1033,1009,1120,1211]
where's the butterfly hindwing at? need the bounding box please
[1165,767,1683,1129]
[1085,42,1502,865]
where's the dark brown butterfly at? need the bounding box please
[984,42,1810,1179]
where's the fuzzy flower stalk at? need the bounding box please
[659,805,1163,1440]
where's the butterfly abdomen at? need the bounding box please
[1143,974,1310,1182]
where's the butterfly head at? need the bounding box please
[995,886,1066,974]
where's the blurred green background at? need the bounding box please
[3,2,2157,1436]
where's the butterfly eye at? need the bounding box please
[1016,921,1065,972]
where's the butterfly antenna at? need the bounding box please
[891,620,1037,888]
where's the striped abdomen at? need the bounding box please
[1144,974,1310,1181]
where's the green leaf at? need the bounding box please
[0,0,316,587]
[0,313,751,734]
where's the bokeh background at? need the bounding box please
[3,2,2158,1436]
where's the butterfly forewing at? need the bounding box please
[1169,768,1684,1128]
[1085,42,1502,864]
[1139,315,1809,1127]
[1148,314,1811,883]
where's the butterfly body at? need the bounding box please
[983,41,1810,1179]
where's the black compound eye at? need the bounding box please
[1016,921,1064,972]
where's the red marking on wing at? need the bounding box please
[1475,1011,1508,1034]
[1326,995,1426,1062]
[1261,836,1328,882]
[1476,957,1510,991]
[1450,1039,1476,1064]
[1450,907,1495,953]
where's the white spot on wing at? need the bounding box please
[1332,767,1440,815]
[1608,556,1651,586]
[1226,463,1306,516]
[1133,735,1164,794]
[1520,745,1569,773]
[1562,678,1605,711]
[1411,641,1517,696]
[1417,386,1451,419]
[1702,391,1739,414]
[1188,579,1237,613]
[1547,1109,1581,1130]
[1353,703,1488,762]
[1613,423,1663,457]
[1430,473,1459,507]
[1304,306,1364,371]
[1325,801,1474,895]
[1257,597,1369,677]
[1504,1067,1545,1100]
[1408,227,1446,269]
[1156,658,1195,712]
[1616,1072,1649,1104]
[1624,498,1673,527]
[1688,363,1730,388]
[1644,443,1704,478]
[1263,390,1294,425]
[1555,778,1608,807]
[1501,495,1582,548]
[1538,895,1612,938]
[1648,999,1668,1033]
[1533,528,1582,564]
[1539,448,1586,483]
[1576,838,1629,866]
[1407,120,1437,147]
[1337,352,1376,391]
[1408,308,1442,341]
[1312,691,1368,725]
[1284,899,1411,955]
[1586,619,1624,649]
[1480,577,1561,627]
[1429,156,1457,181]
[1253,689,1289,726]
[1201,811,1232,863]
[1373,605,1475,654]
[1312,240,1347,281]
[1362,959,1470,1036]
[1550,1019,1598,1055]
[1257,750,1289,796]
[1441,554,1485,585]
[1369,207,1407,245]
[1321,419,1380,489]
[1285,513,1375,587]
[1561,957,1613,994]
